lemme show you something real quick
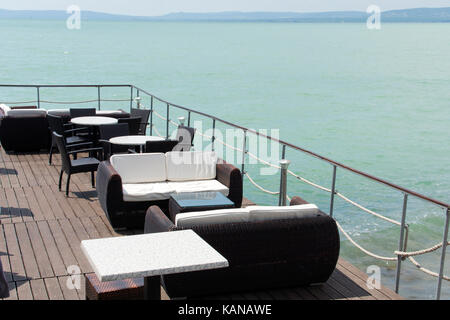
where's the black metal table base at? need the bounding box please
[144,276,161,300]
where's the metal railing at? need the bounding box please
[0,83,448,299]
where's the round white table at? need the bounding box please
[109,135,165,153]
[71,116,118,126]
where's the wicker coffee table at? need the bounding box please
[169,192,235,221]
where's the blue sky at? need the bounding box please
[0,0,449,16]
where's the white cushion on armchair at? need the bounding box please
[166,151,218,182]
[111,153,167,184]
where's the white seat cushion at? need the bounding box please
[176,204,320,227]
[247,204,319,221]
[122,182,175,202]
[166,151,217,182]
[7,109,47,118]
[176,208,250,228]
[169,180,229,197]
[111,153,167,184]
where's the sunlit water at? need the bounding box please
[0,20,449,299]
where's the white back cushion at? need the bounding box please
[110,153,167,184]
[7,109,47,118]
[247,204,319,221]
[176,208,250,228]
[166,151,217,182]
[175,204,320,228]
[96,110,122,115]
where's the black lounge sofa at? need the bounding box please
[144,196,340,298]
[96,153,243,229]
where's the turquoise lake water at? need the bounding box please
[0,20,449,299]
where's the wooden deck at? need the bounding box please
[0,148,403,300]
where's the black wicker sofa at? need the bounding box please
[144,196,340,298]
[96,151,243,229]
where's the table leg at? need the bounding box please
[144,276,161,300]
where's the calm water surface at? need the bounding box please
[0,20,449,299]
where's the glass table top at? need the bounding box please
[171,192,234,209]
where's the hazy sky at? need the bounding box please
[0,0,449,16]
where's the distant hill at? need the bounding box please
[1,7,450,22]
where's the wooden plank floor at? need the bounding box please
[0,148,403,300]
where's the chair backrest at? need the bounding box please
[130,108,151,135]
[145,140,179,154]
[118,117,142,135]
[53,132,72,172]
[99,123,130,141]
[173,126,196,151]
[47,114,65,135]
[70,108,96,118]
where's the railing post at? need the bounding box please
[241,130,247,175]
[150,96,154,136]
[330,165,337,217]
[97,86,101,111]
[130,87,133,111]
[166,103,170,140]
[395,194,408,294]
[436,208,450,300]
[188,112,191,127]
[36,86,40,109]
[279,159,291,206]
[212,119,216,151]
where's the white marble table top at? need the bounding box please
[71,116,118,126]
[81,230,229,282]
[109,135,164,146]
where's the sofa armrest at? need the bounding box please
[216,162,243,208]
[96,161,124,225]
[144,206,176,234]
[290,196,310,206]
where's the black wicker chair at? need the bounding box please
[130,108,151,135]
[48,114,92,165]
[70,108,96,118]
[118,117,142,136]
[144,196,340,298]
[98,124,130,159]
[53,132,103,196]
[144,140,179,154]
[173,126,196,151]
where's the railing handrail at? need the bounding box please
[132,85,450,210]
[1,83,448,210]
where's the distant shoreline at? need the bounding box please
[0,7,450,23]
